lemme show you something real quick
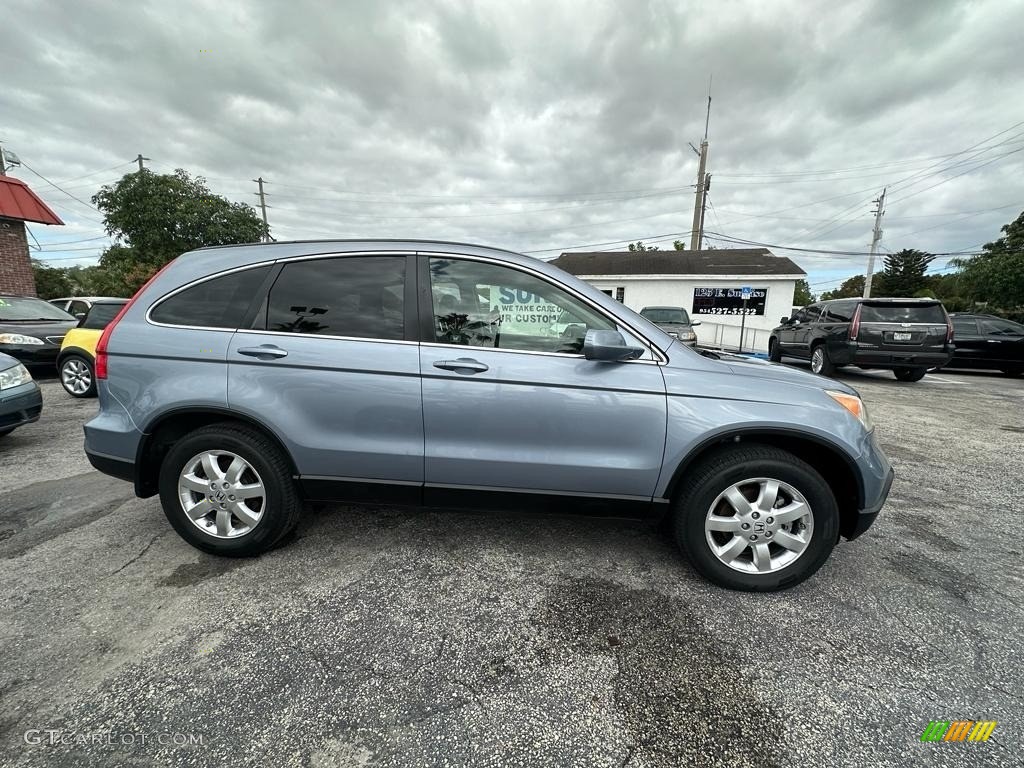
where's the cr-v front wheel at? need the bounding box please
[158,422,301,556]
[672,445,839,591]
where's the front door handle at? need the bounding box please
[237,345,288,360]
[433,358,488,374]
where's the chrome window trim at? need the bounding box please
[417,250,669,364]
[419,341,660,365]
[236,328,418,346]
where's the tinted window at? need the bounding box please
[81,302,127,330]
[428,258,613,354]
[981,318,1024,335]
[69,300,90,317]
[0,296,75,321]
[859,303,946,324]
[803,305,823,322]
[151,266,270,328]
[824,301,855,322]
[952,317,978,336]
[266,257,404,340]
[641,308,691,324]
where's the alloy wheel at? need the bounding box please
[61,359,92,395]
[177,450,267,538]
[704,477,814,574]
[811,347,824,374]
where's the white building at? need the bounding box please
[549,249,806,353]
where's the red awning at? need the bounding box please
[0,175,64,225]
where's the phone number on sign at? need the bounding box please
[698,307,759,315]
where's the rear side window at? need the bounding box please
[150,266,270,328]
[824,301,855,322]
[265,256,405,340]
[81,302,127,330]
[860,303,946,324]
[952,317,978,336]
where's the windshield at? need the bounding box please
[0,296,77,322]
[641,308,690,324]
[860,303,946,324]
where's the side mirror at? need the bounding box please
[780,316,790,324]
[691,320,701,326]
[583,329,643,362]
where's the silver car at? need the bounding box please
[84,240,893,591]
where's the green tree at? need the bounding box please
[877,249,934,297]
[628,241,660,251]
[820,274,865,301]
[91,169,268,294]
[30,260,73,299]
[953,209,1024,309]
[793,279,814,305]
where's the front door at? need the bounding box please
[417,255,667,503]
[227,254,424,499]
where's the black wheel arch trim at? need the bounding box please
[133,405,300,498]
[56,347,95,367]
[660,425,865,509]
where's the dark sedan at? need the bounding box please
[946,314,1024,376]
[0,295,79,369]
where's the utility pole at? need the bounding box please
[253,177,270,241]
[134,153,150,171]
[863,188,886,298]
[688,85,712,250]
[698,173,711,249]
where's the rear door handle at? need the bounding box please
[433,358,488,374]
[237,345,288,360]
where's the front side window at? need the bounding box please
[428,258,614,354]
[266,257,405,340]
[981,318,1024,335]
[803,305,823,322]
[151,266,270,328]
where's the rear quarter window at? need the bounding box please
[150,266,271,328]
[860,303,946,324]
[81,302,127,330]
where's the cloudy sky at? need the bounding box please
[3,0,1023,293]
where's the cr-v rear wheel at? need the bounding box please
[672,445,839,591]
[158,422,301,556]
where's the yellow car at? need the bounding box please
[57,299,127,397]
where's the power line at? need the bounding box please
[19,161,102,215]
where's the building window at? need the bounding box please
[601,289,613,297]
[615,287,625,303]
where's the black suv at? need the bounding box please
[769,298,953,382]
[946,314,1024,376]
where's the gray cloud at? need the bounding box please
[2,0,1022,289]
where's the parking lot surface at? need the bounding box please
[1,369,1021,767]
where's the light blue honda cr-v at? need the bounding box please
[84,240,893,591]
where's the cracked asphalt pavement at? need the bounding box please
[1,368,1021,767]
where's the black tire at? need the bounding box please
[59,354,97,398]
[809,343,835,376]
[672,444,839,591]
[768,338,782,362]
[1001,367,1023,378]
[158,422,301,556]
[893,367,927,382]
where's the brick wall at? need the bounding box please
[0,218,36,296]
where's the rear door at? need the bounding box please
[978,317,1024,367]
[856,301,948,356]
[227,253,424,498]
[950,317,986,367]
[418,254,667,502]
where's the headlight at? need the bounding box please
[0,333,44,346]
[682,331,697,341]
[0,363,32,390]
[826,390,872,431]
